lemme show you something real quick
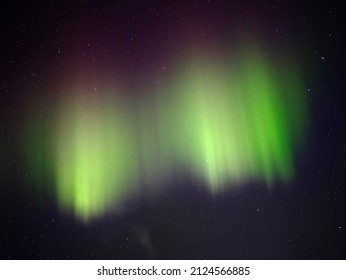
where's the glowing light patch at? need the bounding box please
[55,93,138,222]
[166,50,307,192]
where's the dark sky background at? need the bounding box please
[0,0,345,259]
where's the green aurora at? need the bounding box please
[165,50,308,192]
[24,48,308,221]
[54,93,138,222]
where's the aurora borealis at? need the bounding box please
[55,93,138,221]
[166,49,307,191]
[2,0,344,260]
[23,45,308,222]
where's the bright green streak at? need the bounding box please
[55,94,137,222]
[167,51,307,192]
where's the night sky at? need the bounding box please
[0,0,345,259]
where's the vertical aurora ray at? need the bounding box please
[55,92,138,222]
[167,49,308,192]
